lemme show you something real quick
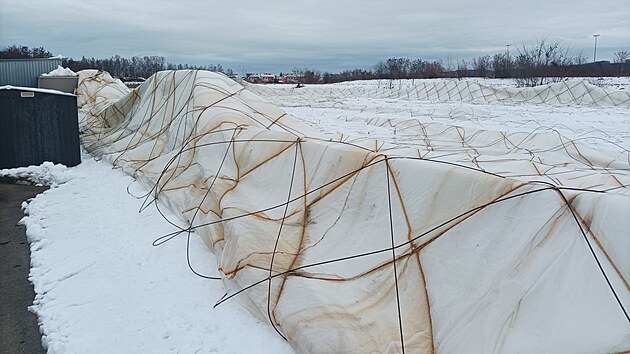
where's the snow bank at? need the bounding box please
[76,70,630,353]
[42,65,77,77]
[0,161,75,186]
[21,157,293,354]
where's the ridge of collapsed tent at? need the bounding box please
[77,69,630,354]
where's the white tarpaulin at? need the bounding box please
[247,78,630,107]
[77,70,629,353]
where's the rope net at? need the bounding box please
[77,70,629,354]
[247,78,630,107]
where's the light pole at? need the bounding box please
[506,44,511,78]
[593,34,600,63]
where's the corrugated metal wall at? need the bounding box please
[0,58,62,87]
[0,88,81,169]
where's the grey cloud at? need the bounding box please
[1,0,628,72]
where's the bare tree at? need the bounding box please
[513,38,581,87]
[574,51,588,65]
[386,57,411,79]
[291,68,320,85]
[373,60,387,79]
[456,59,469,78]
[409,59,424,79]
[444,56,454,78]
[613,50,629,63]
[472,55,491,77]
[424,61,443,78]
[492,53,512,78]
[302,69,321,84]
[614,50,630,76]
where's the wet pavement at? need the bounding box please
[0,183,46,354]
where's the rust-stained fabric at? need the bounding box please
[77,70,630,354]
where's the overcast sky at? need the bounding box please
[1,0,628,73]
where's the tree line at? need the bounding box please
[62,55,234,80]
[306,39,629,86]
[1,42,628,87]
[0,44,233,80]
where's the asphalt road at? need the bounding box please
[0,183,46,354]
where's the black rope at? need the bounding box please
[213,184,556,308]
[266,141,299,341]
[79,71,630,349]
[151,153,615,245]
[128,127,630,327]
[184,128,237,280]
[556,189,630,323]
[385,158,405,353]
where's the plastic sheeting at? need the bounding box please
[77,70,629,354]
[247,79,630,107]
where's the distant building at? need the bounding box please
[0,57,63,87]
[244,73,262,83]
[244,73,281,84]
[280,74,298,84]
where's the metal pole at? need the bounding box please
[506,44,511,78]
[593,34,600,63]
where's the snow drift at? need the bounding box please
[77,70,629,353]
[42,65,77,77]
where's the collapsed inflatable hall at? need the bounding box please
[77,70,629,353]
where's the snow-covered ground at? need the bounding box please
[3,76,629,353]
[4,157,293,354]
